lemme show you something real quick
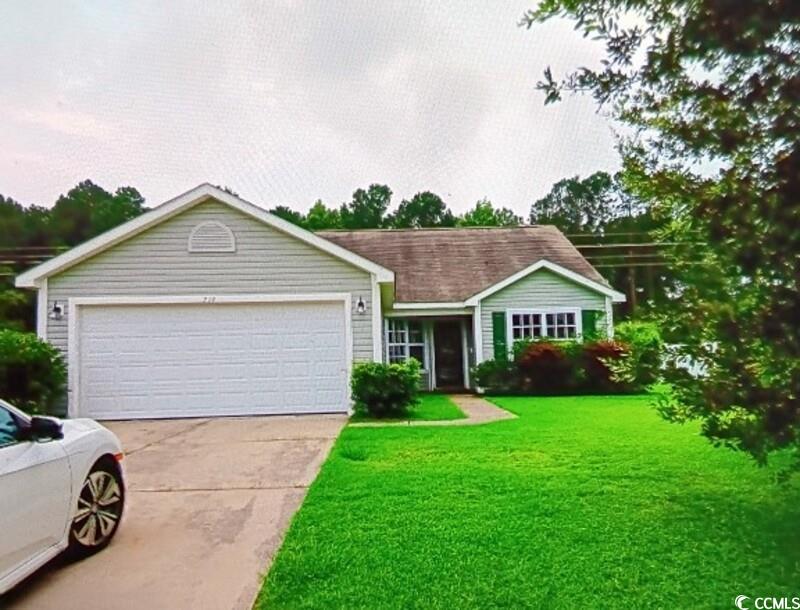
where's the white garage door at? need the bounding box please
[76,300,349,419]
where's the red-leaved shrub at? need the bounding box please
[516,341,576,393]
[582,340,628,391]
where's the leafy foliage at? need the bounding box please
[526,0,800,466]
[474,338,638,395]
[517,340,578,393]
[1,181,148,331]
[265,189,521,230]
[613,320,664,387]
[471,359,519,393]
[350,359,421,418]
[50,180,145,246]
[531,171,619,232]
[582,340,628,392]
[0,287,32,331]
[269,205,306,226]
[0,330,66,414]
[457,198,522,226]
[340,184,393,229]
[530,171,677,317]
[389,191,456,228]
[304,199,342,230]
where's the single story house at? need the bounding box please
[16,184,625,420]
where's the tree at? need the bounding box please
[530,171,621,232]
[49,180,145,246]
[389,191,456,228]
[0,195,28,248]
[0,181,147,332]
[93,186,146,236]
[526,1,800,467]
[269,205,305,226]
[457,198,522,227]
[528,171,675,316]
[304,200,342,231]
[340,184,392,229]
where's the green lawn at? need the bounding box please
[257,395,800,609]
[349,392,466,422]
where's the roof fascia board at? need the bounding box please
[392,302,467,310]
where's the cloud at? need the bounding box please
[0,1,619,214]
[9,107,115,139]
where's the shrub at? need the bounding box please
[581,340,629,392]
[613,320,664,388]
[472,359,519,393]
[0,330,66,414]
[516,341,578,393]
[351,358,421,418]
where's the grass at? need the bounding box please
[349,392,466,422]
[257,395,800,609]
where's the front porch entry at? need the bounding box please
[385,315,472,391]
[433,320,465,391]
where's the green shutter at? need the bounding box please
[492,311,508,361]
[581,309,601,340]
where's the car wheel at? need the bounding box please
[67,459,125,558]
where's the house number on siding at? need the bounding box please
[202,296,217,304]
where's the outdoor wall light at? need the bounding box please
[48,301,63,320]
[356,296,366,315]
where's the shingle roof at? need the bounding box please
[317,226,609,303]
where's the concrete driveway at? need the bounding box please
[4,414,346,610]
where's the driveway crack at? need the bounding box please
[124,419,213,455]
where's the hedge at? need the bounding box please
[0,330,66,414]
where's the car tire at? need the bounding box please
[66,457,125,559]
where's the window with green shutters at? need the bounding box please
[491,307,608,361]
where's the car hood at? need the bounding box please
[56,417,123,457]
[60,417,106,436]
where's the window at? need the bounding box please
[510,312,543,340]
[546,312,578,339]
[0,406,20,448]
[507,309,580,343]
[386,319,426,366]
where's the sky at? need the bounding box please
[0,0,619,217]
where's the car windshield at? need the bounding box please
[0,406,18,447]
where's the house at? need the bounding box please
[16,184,625,420]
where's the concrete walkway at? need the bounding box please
[350,394,515,427]
[4,414,346,610]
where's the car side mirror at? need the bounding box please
[28,416,64,441]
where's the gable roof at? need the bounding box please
[318,226,625,303]
[15,184,394,288]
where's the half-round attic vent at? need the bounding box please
[188,221,236,253]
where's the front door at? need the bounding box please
[434,321,464,389]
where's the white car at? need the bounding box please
[0,398,125,594]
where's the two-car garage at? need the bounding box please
[16,186,394,421]
[71,296,351,420]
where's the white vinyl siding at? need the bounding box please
[46,198,374,372]
[480,268,606,355]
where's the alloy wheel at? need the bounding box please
[72,470,123,547]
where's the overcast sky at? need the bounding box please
[0,1,618,216]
